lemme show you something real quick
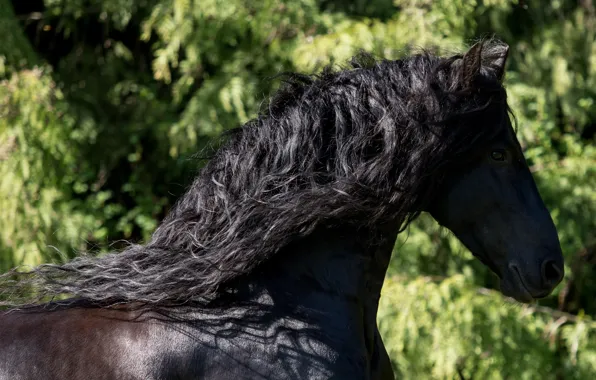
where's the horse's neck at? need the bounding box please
[257,225,397,317]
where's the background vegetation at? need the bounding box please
[1,0,595,378]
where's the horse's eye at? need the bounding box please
[491,150,506,161]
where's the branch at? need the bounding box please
[17,12,43,21]
[529,158,596,173]
[386,274,596,328]
[476,287,596,326]
[529,159,568,173]
[0,135,17,161]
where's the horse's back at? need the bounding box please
[0,305,374,380]
[0,307,161,380]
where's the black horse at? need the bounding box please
[0,40,563,380]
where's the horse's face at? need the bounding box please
[429,121,564,303]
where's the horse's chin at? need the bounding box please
[499,270,536,303]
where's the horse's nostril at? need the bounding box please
[542,259,563,286]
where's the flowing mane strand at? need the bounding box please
[1,40,510,307]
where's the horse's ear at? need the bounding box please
[461,40,509,85]
[481,41,509,82]
[461,41,483,86]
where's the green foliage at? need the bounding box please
[0,66,102,270]
[1,0,595,377]
[0,1,38,72]
[379,275,596,379]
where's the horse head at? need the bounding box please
[427,41,564,302]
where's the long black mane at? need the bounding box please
[0,40,510,307]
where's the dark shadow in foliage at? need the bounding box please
[317,0,398,20]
